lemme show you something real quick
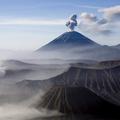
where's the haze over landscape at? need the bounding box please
[0,0,120,120]
[0,0,119,51]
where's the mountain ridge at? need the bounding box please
[37,31,100,51]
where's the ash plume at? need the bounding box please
[66,14,78,31]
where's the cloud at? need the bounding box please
[77,5,102,9]
[80,12,97,23]
[79,12,111,35]
[78,5,120,36]
[97,19,108,25]
[0,18,66,26]
[99,29,112,35]
[99,5,120,21]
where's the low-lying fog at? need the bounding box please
[0,50,72,120]
[0,47,119,120]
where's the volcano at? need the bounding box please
[37,31,120,60]
[38,31,100,51]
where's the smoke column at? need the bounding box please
[66,14,77,31]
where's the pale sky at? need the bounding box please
[0,0,120,50]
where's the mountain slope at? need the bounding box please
[112,44,120,49]
[36,31,120,60]
[38,31,100,51]
[17,60,120,113]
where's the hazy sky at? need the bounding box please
[0,0,120,50]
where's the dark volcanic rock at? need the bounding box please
[36,86,119,114]
[17,60,120,113]
[37,31,99,51]
[36,31,120,60]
